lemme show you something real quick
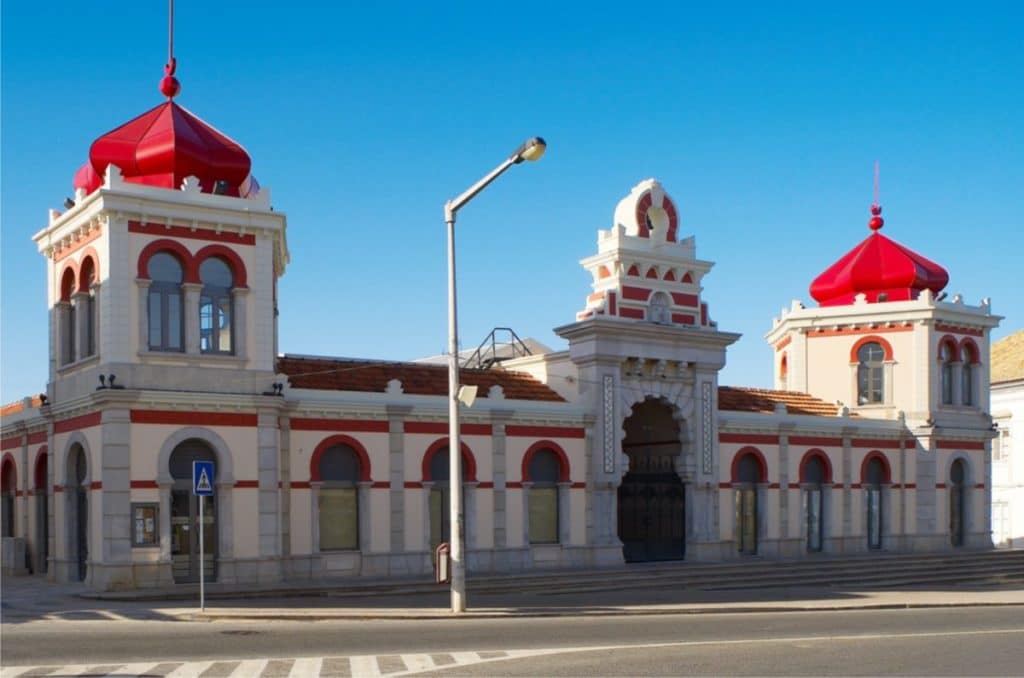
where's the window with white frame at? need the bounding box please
[527,449,561,544]
[939,342,955,405]
[199,257,234,354]
[857,342,885,405]
[147,252,184,351]
[317,444,360,551]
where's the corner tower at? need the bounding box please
[33,64,289,403]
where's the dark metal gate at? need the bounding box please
[618,471,685,562]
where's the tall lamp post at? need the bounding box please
[443,136,546,613]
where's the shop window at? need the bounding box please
[802,455,826,552]
[131,503,159,547]
[733,451,763,555]
[317,445,360,551]
[949,459,966,547]
[527,449,561,544]
[864,457,887,550]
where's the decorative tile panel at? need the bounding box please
[603,375,615,473]
[702,381,713,474]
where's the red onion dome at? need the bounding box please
[809,204,949,306]
[83,101,251,197]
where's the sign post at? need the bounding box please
[193,460,214,611]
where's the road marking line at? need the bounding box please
[166,660,212,677]
[349,655,381,676]
[288,657,321,677]
[399,654,436,672]
[228,659,268,677]
[0,668,33,678]
[104,663,161,675]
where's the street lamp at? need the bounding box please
[443,136,546,613]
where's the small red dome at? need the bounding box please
[809,206,949,306]
[85,101,251,196]
[73,161,103,194]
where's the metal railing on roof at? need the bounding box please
[462,327,533,370]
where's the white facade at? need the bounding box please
[0,166,1003,590]
[991,330,1024,547]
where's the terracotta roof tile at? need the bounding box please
[718,386,846,417]
[0,395,43,418]
[278,356,566,402]
[992,329,1024,384]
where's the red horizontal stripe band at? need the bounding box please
[371,481,389,488]
[55,412,101,433]
[505,425,585,439]
[403,422,492,435]
[130,410,257,427]
[477,481,495,489]
[404,481,423,489]
[28,432,47,444]
[234,480,259,488]
[130,480,159,489]
[852,439,901,449]
[789,437,842,447]
[0,437,19,450]
[129,221,256,246]
[506,481,523,489]
[719,433,779,444]
[291,481,311,489]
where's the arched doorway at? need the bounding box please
[864,456,888,550]
[169,440,217,583]
[618,399,685,562]
[1,457,15,538]
[67,445,88,581]
[801,453,828,553]
[950,459,966,547]
[35,452,48,574]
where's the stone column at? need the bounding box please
[256,410,280,582]
[490,410,513,550]
[71,291,91,360]
[521,481,533,548]
[463,481,478,552]
[310,481,322,554]
[915,437,937,546]
[182,282,202,354]
[99,408,132,589]
[135,280,151,351]
[55,301,72,365]
[841,431,853,550]
[158,480,173,585]
[215,480,234,571]
[45,423,55,582]
[386,405,411,558]
[421,482,435,552]
[231,287,248,359]
[278,416,291,569]
[358,481,372,552]
[558,482,571,545]
[778,429,791,544]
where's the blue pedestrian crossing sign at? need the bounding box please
[193,461,214,496]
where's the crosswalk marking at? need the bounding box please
[288,657,322,677]
[106,664,161,675]
[167,660,212,677]
[349,655,382,676]
[229,659,269,677]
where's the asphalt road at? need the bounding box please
[3,606,1024,675]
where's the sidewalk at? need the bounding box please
[5,565,1024,624]
[167,583,1024,622]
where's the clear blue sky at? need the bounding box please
[2,1,1022,402]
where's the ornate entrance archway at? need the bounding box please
[618,398,685,562]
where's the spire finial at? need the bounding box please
[159,0,181,99]
[868,160,884,231]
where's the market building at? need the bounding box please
[0,67,1003,590]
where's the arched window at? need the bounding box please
[526,449,561,544]
[961,344,977,406]
[427,447,469,551]
[802,454,826,552]
[864,456,887,550]
[67,444,88,581]
[199,257,234,354]
[733,451,764,555]
[779,354,789,391]
[148,252,184,352]
[939,341,956,405]
[317,444,361,551]
[648,292,671,324]
[857,342,885,405]
[79,257,97,358]
[950,459,966,547]
[1,457,15,538]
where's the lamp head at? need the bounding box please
[512,137,546,164]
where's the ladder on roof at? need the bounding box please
[462,327,533,370]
